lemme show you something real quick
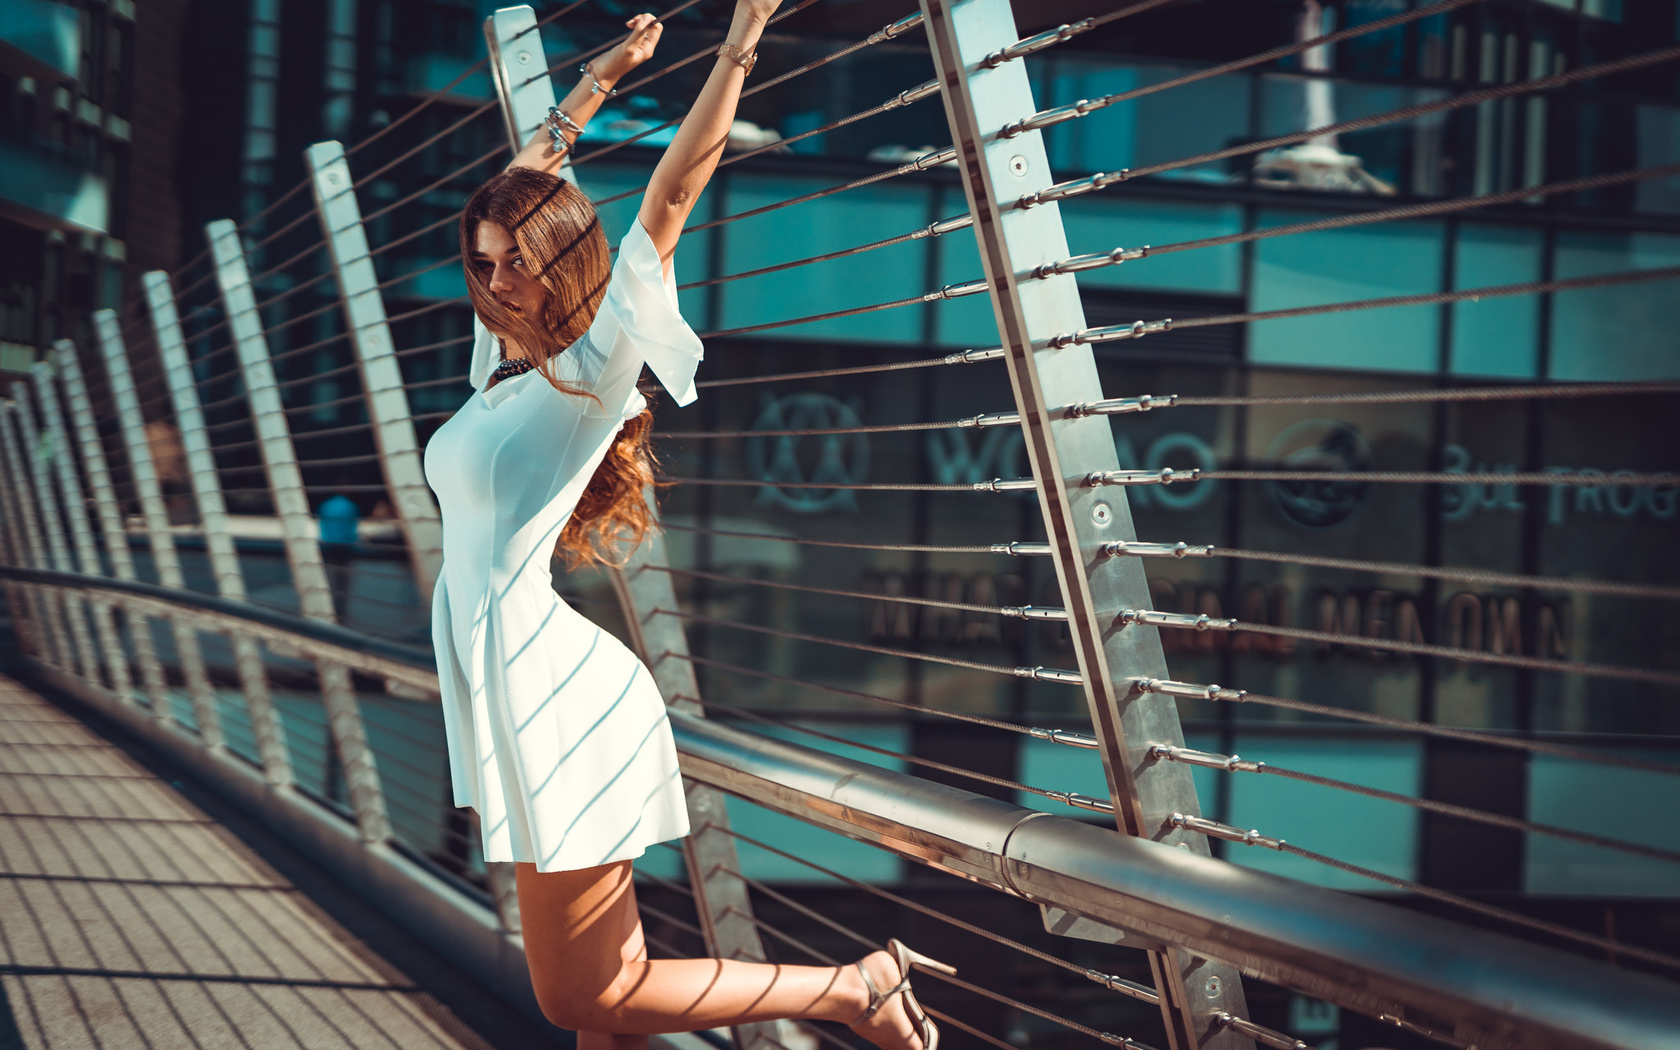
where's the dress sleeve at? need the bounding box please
[570,218,704,419]
[468,314,498,392]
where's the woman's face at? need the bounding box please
[470,222,546,319]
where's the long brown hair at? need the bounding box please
[461,167,658,568]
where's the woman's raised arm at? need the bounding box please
[507,14,665,175]
[639,0,783,272]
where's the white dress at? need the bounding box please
[422,219,698,872]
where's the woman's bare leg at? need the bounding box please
[518,860,924,1048]
[578,881,651,1050]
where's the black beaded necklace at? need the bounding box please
[491,356,536,382]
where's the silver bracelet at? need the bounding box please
[545,107,582,153]
[579,61,617,96]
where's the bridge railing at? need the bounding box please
[1,1,1678,1048]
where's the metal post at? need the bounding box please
[916,2,1253,1047]
[35,350,133,701]
[55,339,169,710]
[144,272,293,786]
[0,405,62,665]
[93,309,221,740]
[304,140,444,601]
[484,5,579,186]
[610,519,780,1050]
[206,218,389,843]
[9,382,102,684]
[0,444,39,657]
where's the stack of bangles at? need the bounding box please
[546,105,584,155]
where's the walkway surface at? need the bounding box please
[0,673,487,1050]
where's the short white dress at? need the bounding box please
[422,219,698,872]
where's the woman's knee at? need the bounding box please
[533,963,638,1031]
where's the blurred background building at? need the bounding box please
[3,1,1676,1046]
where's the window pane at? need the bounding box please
[1250,211,1443,372]
[1063,196,1243,295]
[1549,230,1680,380]
[1450,222,1542,378]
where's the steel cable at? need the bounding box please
[660,476,1030,493]
[677,217,934,293]
[385,296,469,327]
[1257,837,1680,973]
[654,608,1081,682]
[352,104,502,191]
[715,826,1162,1050]
[659,520,1047,555]
[369,211,463,260]
[1226,692,1680,779]
[1168,379,1680,409]
[1183,755,1680,867]
[536,0,711,81]
[253,270,339,314]
[358,144,509,227]
[678,150,956,235]
[1130,162,1680,265]
[697,280,985,339]
[1090,46,1680,184]
[1161,543,1680,603]
[679,652,1083,740]
[682,696,1069,802]
[395,334,476,359]
[376,253,464,293]
[657,565,1021,617]
[693,348,1003,389]
[661,409,1012,439]
[571,3,906,169]
[1194,468,1677,487]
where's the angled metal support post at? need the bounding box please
[610,516,780,1050]
[916,1,1253,1048]
[56,339,168,710]
[9,382,102,685]
[95,310,220,736]
[206,218,389,843]
[144,272,293,786]
[35,352,133,701]
[303,141,444,602]
[0,402,69,667]
[484,5,579,185]
[0,432,41,656]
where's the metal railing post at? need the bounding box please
[8,382,102,685]
[0,438,40,656]
[55,338,169,710]
[206,218,389,843]
[0,403,65,666]
[94,309,220,737]
[35,351,133,701]
[916,2,1253,1047]
[304,140,444,601]
[609,518,781,1050]
[144,272,293,786]
[485,5,579,184]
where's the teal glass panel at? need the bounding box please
[1040,60,1249,186]
[1450,223,1542,378]
[1635,104,1680,215]
[1550,231,1680,381]
[718,174,931,345]
[1062,197,1243,295]
[1225,736,1421,891]
[1250,211,1443,373]
[1525,752,1680,896]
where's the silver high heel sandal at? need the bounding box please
[850,938,958,1050]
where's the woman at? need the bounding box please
[421,5,953,1049]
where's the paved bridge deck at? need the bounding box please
[0,674,489,1050]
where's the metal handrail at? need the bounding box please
[5,564,1677,1050]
